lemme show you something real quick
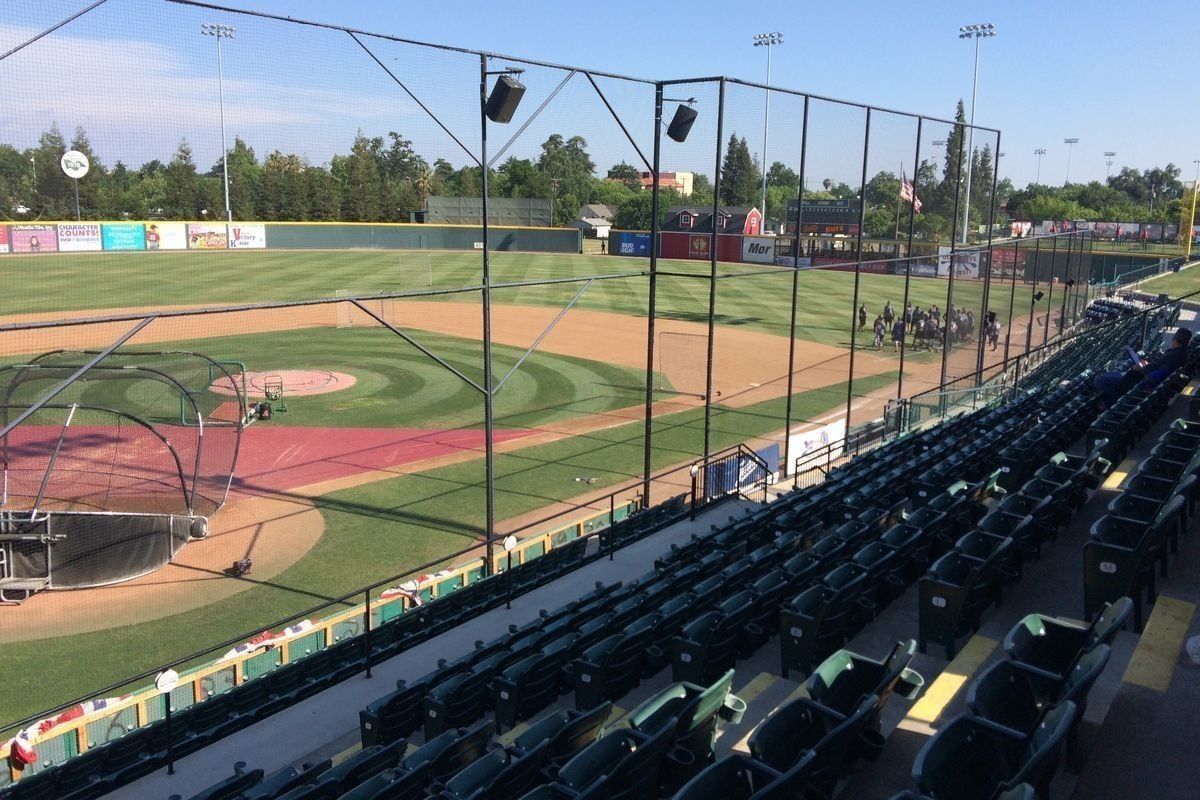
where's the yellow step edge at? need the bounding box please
[1122,595,1195,692]
[905,635,997,725]
[1101,470,1128,491]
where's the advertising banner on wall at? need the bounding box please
[741,235,776,264]
[0,226,8,254]
[10,224,58,253]
[144,222,188,250]
[1010,221,1032,237]
[57,223,103,252]
[937,247,981,279]
[612,231,651,257]
[228,223,267,249]
[688,234,711,259]
[101,223,147,251]
[188,223,228,250]
[774,256,812,269]
[786,419,847,475]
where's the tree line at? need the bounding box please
[2,104,1191,236]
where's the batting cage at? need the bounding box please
[0,350,244,593]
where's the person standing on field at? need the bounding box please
[858,304,868,332]
[883,301,895,327]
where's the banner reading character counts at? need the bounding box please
[57,223,103,252]
[188,223,228,249]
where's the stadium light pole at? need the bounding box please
[753,32,783,224]
[1104,151,1116,181]
[1034,148,1046,184]
[1063,138,1079,185]
[958,23,995,244]
[201,23,235,223]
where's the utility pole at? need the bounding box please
[958,23,996,244]
[201,23,236,223]
[753,32,783,223]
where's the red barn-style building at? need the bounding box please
[658,206,763,262]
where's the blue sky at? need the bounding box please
[2,0,1197,189]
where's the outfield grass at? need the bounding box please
[0,371,895,725]
[0,249,994,348]
[1134,262,1200,299]
[5,326,656,431]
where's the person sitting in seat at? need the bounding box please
[1094,327,1192,404]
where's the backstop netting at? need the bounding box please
[0,350,243,591]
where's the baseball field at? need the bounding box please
[0,246,1035,724]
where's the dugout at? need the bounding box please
[0,350,244,595]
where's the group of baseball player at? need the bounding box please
[858,301,1002,353]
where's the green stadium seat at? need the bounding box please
[806,640,922,725]
[912,702,1076,800]
[779,564,866,678]
[493,634,574,732]
[969,643,1110,749]
[510,702,612,765]
[437,740,549,800]
[672,752,820,800]
[572,616,654,711]
[241,759,331,800]
[169,761,263,800]
[1004,597,1130,681]
[553,720,676,800]
[748,693,878,794]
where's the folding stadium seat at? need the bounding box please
[918,536,1013,658]
[976,512,1036,570]
[968,644,1110,754]
[424,647,513,738]
[747,693,878,796]
[743,570,792,650]
[1004,597,1131,682]
[673,589,759,685]
[850,541,903,623]
[435,739,550,800]
[779,563,866,678]
[493,633,576,732]
[241,760,331,800]
[1086,498,1183,627]
[170,762,264,800]
[550,720,676,800]
[887,785,1036,800]
[879,522,929,587]
[804,640,923,729]
[399,720,495,787]
[627,669,745,794]
[304,739,406,799]
[644,593,697,675]
[508,702,612,766]
[571,616,654,711]
[672,752,821,800]
[911,702,1076,800]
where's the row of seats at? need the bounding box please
[136,314,1157,800]
[919,384,1110,658]
[897,598,1129,800]
[1085,375,1199,629]
[675,640,922,799]
[0,505,690,800]
[1084,298,1140,324]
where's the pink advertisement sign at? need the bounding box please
[0,226,8,254]
[10,224,58,253]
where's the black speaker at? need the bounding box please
[486,74,526,123]
[667,104,698,143]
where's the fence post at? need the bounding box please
[609,494,616,561]
[363,589,373,679]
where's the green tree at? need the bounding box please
[606,161,642,190]
[305,166,340,220]
[766,162,800,190]
[538,134,596,225]
[613,189,683,230]
[163,139,201,219]
[719,134,758,207]
[337,132,383,221]
[32,123,71,217]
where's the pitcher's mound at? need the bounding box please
[211,369,357,397]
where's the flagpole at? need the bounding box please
[895,163,904,240]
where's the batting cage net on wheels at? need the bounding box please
[0,349,243,593]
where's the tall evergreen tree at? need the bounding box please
[719,135,759,207]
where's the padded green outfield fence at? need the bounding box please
[262,222,581,253]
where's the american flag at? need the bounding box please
[900,176,923,213]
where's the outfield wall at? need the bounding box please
[0,221,581,255]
